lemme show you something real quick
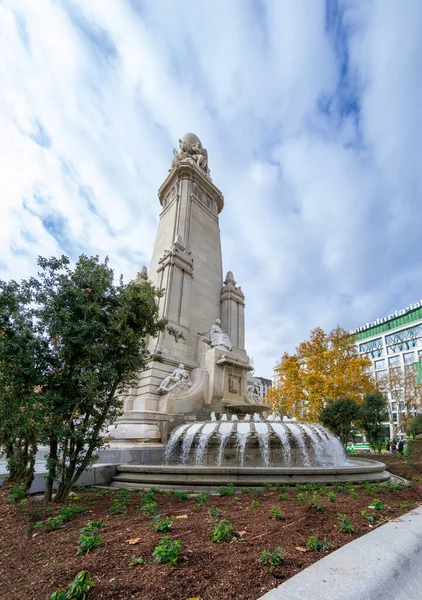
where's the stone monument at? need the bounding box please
[110,133,265,450]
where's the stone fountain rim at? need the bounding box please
[117,457,386,475]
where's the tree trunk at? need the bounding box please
[44,436,58,503]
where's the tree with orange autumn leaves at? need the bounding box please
[266,326,377,421]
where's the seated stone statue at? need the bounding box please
[246,383,260,404]
[209,319,232,351]
[157,364,191,393]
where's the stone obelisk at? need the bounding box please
[110,133,252,449]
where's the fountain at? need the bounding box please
[112,413,390,491]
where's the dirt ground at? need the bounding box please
[1,441,421,600]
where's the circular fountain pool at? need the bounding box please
[111,413,391,491]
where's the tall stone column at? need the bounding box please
[110,133,226,446]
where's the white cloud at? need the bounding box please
[1,0,422,377]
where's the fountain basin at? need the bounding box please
[110,457,390,492]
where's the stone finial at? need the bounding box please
[224,271,236,286]
[135,265,148,284]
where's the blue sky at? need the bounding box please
[1,0,422,377]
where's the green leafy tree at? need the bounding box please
[407,414,422,439]
[0,280,49,489]
[319,398,360,448]
[358,392,389,453]
[0,254,179,502]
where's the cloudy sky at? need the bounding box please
[1,0,422,378]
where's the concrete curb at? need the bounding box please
[258,506,422,600]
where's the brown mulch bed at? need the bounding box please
[1,441,421,600]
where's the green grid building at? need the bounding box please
[352,300,422,439]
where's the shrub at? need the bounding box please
[217,483,236,496]
[278,492,289,501]
[211,519,234,543]
[251,500,260,509]
[337,514,354,533]
[259,547,284,570]
[306,535,331,552]
[50,570,96,600]
[269,506,286,520]
[152,536,182,565]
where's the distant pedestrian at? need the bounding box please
[391,441,397,453]
[398,440,404,454]
[386,440,391,452]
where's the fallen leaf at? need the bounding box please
[176,514,188,519]
[238,531,247,537]
[128,538,141,545]
[186,597,201,600]
[295,546,308,552]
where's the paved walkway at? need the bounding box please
[258,506,422,600]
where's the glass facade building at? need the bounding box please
[354,304,422,438]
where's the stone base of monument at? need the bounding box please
[109,458,390,492]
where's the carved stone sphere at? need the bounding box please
[181,132,202,148]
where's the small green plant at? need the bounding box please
[251,500,260,509]
[110,489,130,515]
[129,555,144,567]
[139,501,159,517]
[361,510,376,523]
[263,482,273,491]
[211,519,234,543]
[152,536,182,565]
[369,499,385,511]
[337,514,355,533]
[140,489,157,505]
[7,484,26,504]
[152,515,173,533]
[194,492,210,507]
[259,547,284,571]
[296,491,308,504]
[81,521,103,532]
[76,522,104,555]
[308,492,323,511]
[50,570,96,600]
[278,492,289,501]
[326,491,336,502]
[397,501,408,509]
[348,487,358,499]
[217,483,236,496]
[233,496,241,501]
[207,507,222,520]
[332,483,346,493]
[36,505,85,530]
[173,491,188,501]
[274,484,288,493]
[306,535,331,552]
[269,506,286,520]
[386,481,406,492]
